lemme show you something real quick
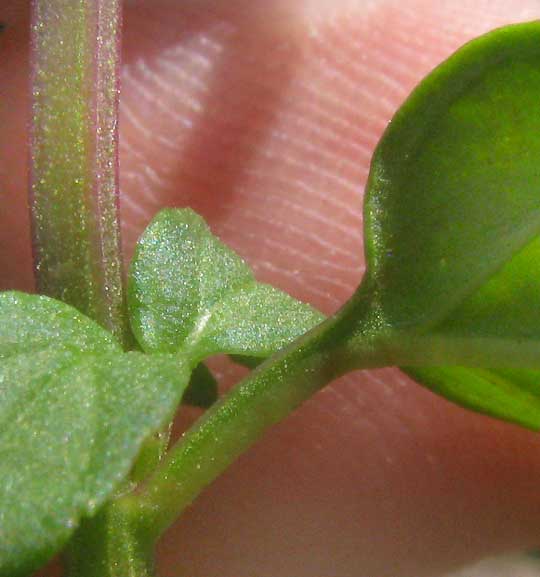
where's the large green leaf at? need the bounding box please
[0,293,190,576]
[128,209,324,362]
[332,22,540,370]
[324,22,540,429]
[349,22,540,369]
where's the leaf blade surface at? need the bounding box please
[129,209,324,362]
[0,294,190,576]
[361,21,540,345]
[405,366,540,430]
[333,22,540,430]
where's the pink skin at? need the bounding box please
[3,1,540,576]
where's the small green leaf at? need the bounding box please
[128,209,324,362]
[0,293,190,576]
[183,363,218,408]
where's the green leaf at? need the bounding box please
[405,367,540,430]
[323,22,540,431]
[339,22,540,371]
[0,292,120,357]
[183,363,218,408]
[128,209,324,362]
[0,293,190,576]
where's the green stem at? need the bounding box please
[128,292,386,540]
[65,499,156,577]
[30,0,130,346]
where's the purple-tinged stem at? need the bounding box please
[30,0,130,346]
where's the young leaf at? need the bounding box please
[336,21,540,371]
[0,293,190,577]
[128,209,324,362]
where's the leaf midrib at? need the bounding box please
[182,236,254,355]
